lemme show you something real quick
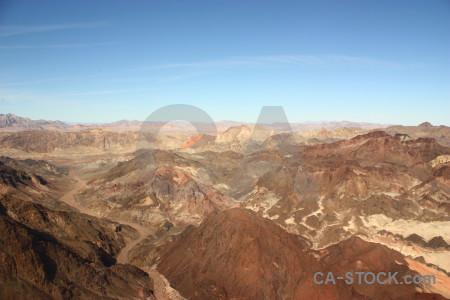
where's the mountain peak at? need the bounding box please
[419,121,433,128]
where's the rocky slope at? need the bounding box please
[0,159,155,299]
[0,203,154,300]
[71,130,450,276]
[157,208,447,299]
[0,156,74,211]
[234,131,450,271]
[386,122,450,147]
[76,149,238,226]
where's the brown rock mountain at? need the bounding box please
[0,160,155,299]
[73,130,450,277]
[77,149,238,225]
[237,131,449,247]
[386,123,450,147]
[0,202,154,300]
[0,156,75,211]
[157,208,446,300]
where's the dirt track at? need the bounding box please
[60,174,90,215]
[116,220,153,264]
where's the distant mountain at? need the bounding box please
[290,120,392,130]
[0,130,142,153]
[386,122,450,147]
[0,113,392,132]
[2,113,448,148]
[0,113,68,131]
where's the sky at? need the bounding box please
[0,0,449,125]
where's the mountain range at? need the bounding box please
[0,113,449,299]
[0,113,393,132]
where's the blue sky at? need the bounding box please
[0,0,449,125]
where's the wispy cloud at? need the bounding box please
[0,74,105,88]
[75,88,154,96]
[0,41,116,49]
[0,71,202,88]
[0,54,413,90]
[0,87,158,103]
[0,22,109,37]
[155,55,396,69]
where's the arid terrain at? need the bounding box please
[0,113,449,300]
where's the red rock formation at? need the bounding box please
[180,134,204,149]
[157,208,448,300]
